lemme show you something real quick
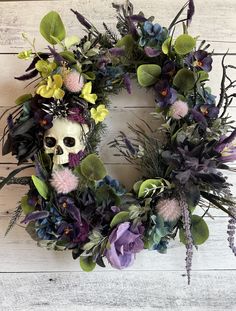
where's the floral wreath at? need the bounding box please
[1,0,236,284]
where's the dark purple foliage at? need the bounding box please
[21,211,49,224]
[123,73,132,94]
[48,46,65,65]
[69,150,85,168]
[187,0,195,27]
[109,47,125,56]
[71,9,92,29]
[129,14,147,22]
[15,69,38,81]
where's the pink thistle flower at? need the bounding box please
[156,198,182,222]
[169,100,189,120]
[50,168,79,194]
[64,71,84,93]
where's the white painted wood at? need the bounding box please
[0,271,235,311]
[0,1,236,309]
[0,216,235,272]
[0,0,235,53]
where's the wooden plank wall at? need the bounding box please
[0,1,236,310]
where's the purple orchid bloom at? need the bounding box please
[58,196,81,223]
[161,61,176,80]
[200,104,219,119]
[154,80,177,107]
[105,222,144,269]
[186,50,213,72]
[215,129,236,162]
[57,219,89,245]
[34,110,53,129]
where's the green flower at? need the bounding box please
[35,60,57,78]
[36,74,65,99]
[17,49,32,60]
[80,81,97,104]
[90,105,109,124]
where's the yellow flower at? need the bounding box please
[80,81,97,104]
[17,49,32,60]
[90,105,109,124]
[36,74,65,99]
[35,60,57,78]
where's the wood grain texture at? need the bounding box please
[0,271,236,311]
[0,0,235,53]
[0,1,236,309]
[1,216,236,272]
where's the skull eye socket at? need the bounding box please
[45,137,56,148]
[63,137,75,147]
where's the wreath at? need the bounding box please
[1,0,236,284]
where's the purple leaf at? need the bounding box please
[48,46,65,64]
[130,15,147,23]
[187,0,195,26]
[124,73,132,94]
[144,46,161,58]
[71,9,92,29]
[15,69,38,81]
[190,109,207,127]
[21,211,49,224]
[109,47,125,56]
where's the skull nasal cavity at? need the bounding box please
[63,137,76,147]
[55,145,64,155]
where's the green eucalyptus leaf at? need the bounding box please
[162,37,172,54]
[15,93,32,105]
[40,11,66,45]
[80,154,106,181]
[110,211,130,228]
[65,35,80,49]
[138,179,164,198]
[80,256,96,272]
[59,51,77,64]
[173,68,195,92]
[116,34,135,55]
[198,70,209,82]
[133,180,143,194]
[137,64,161,87]
[31,175,48,200]
[82,71,96,80]
[21,195,35,215]
[96,184,121,206]
[174,34,196,55]
[179,215,209,245]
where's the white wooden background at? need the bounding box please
[0,1,236,310]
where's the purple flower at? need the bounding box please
[58,196,81,222]
[200,104,219,119]
[186,50,213,72]
[57,219,89,245]
[109,47,125,57]
[105,222,144,269]
[69,150,85,168]
[68,108,86,124]
[34,110,53,129]
[215,129,236,162]
[154,80,177,107]
[161,61,176,80]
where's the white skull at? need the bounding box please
[44,118,89,165]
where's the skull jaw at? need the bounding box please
[53,154,69,165]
